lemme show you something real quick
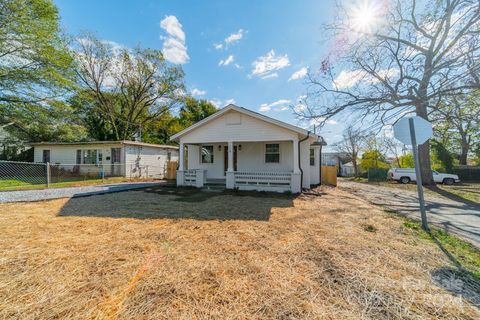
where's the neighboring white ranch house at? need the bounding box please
[31,140,178,179]
[171,104,327,193]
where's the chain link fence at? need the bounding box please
[0,160,47,189]
[0,160,170,191]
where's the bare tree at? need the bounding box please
[74,34,184,140]
[334,126,366,177]
[300,0,480,184]
[381,136,406,167]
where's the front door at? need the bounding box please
[111,148,122,176]
[224,146,237,174]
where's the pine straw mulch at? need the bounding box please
[0,186,478,319]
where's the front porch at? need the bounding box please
[176,140,303,193]
[179,169,298,192]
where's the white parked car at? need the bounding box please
[388,168,460,185]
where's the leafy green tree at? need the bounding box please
[0,0,74,106]
[69,91,117,141]
[399,153,415,168]
[0,101,88,143]
[431,90,480,165]
[360,149,390,171]
[178,97,217,127]
[74,34,184,141]
[142,97,216,144]
[430,140,454,172]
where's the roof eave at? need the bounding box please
[170,104,320,141]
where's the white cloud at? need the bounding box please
[225,98,236,105]
[288,67,308,81]
[333,68,399,89]
[191,88,206,96]
[160,15,189,64]
[160,16,185,42]
[293,95,308,113]
[261,73,278,80]
[258,99,291,113]
[225,29,244,45]
[209,98,236,108]
[250,50,290,79]
[218,55,234,66]
[214,29,246,50]
[293,103,306,113]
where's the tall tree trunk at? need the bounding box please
[416,103,434,185]
[353,159,358,177]
[459,134,469,165]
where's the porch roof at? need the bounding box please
[170,104,321,141]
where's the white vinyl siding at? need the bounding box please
[180,110,298,144]
[124,145,178,179]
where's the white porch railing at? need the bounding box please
[234,171,292,192]
[184,169,197,186]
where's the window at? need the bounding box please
[167,151,171,161]
[310,149,315,166]
[42,150,50,163]
[83,149,97,164]
[265,144,280,163]
[201,145,214,163]
[76,150,82,164]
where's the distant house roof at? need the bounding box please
[29,140,178,149]
[170,104,321,141]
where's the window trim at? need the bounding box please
[200,145,214,164]
[265,143,280,164]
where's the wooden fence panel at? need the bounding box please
[165,161,178,180]
[321,166,337,186]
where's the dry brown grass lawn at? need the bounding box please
[0,186,478,319]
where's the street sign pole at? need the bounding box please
[408,118,429,231]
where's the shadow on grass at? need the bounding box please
[429,232,480,307]
[426,185,480,207]
[58,185,297,221]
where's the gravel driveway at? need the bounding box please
[0,181,170,203]
[339,179,480,247]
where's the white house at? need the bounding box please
[171,104,326,193]
[31,140,178,179]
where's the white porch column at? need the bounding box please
[293,137,300,173]
[177,142,185,186]
[226,141,235,189]
[178,142,185,171]
[227,141,234,172]
[291,137,301,193]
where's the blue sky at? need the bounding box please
[55,0,343,147]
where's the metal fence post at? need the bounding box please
[46,162,51,187]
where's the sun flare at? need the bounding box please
[349,0,383,33]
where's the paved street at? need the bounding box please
[339,179,480,247]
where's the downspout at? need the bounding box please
[298,131,310,190]
[319,145,323,185]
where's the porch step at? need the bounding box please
[202,183,226,192]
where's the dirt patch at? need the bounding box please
[0,186,478,319]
